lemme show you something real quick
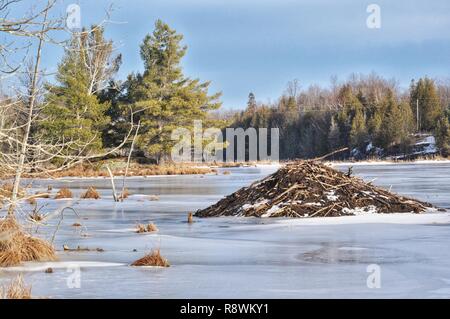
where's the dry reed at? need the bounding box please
[54,188,72,199]
[0,217,56,267]
[131,249,170,267]
[80,187,101,199]
[0,275,32,299]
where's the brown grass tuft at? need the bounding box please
[136,223,158,233]
[0,217,56,267]
[80,187,101,199]
[0,275,32,299]
[55,187,72,199]
[28,212,44,222]
[131,249,170,267]
[118,188,130,200]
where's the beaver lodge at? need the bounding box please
[195,161,434,218]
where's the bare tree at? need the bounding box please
[0,1,137,217]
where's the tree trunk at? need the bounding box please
[7,7,48,216]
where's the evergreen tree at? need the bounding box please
[410,78,443,131]
[349,105,368,150]
[368,107,383,143]
[435,116,450,156]
[247,92,257,113]
[335,85,363,150]
[128,20,221,163]
[378,91,413,151]
[41,26,120,153]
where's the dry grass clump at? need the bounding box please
[28,212,44,222]
[136,223,158,233]
[80,187,101,199]
[118,188,130,200]
[0,217,56,267]
[55,187,72,199]
[0,275,32,299]
[131,249,170,267]
[223,171,231,175]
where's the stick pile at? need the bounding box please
[195,161,433,218]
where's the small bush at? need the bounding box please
[81,187,100,199]
[131,249,170,267]
[55,187,72,199]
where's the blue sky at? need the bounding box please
[16,0,450,108]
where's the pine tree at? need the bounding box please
[410,77,443,131]
[247,92,257,113]
[378,91,413,151]
[435,116,450,156]
[397,101,415,153]
[41,26,120,153]
[350,106,368,150]
[128,20,221,163]
[335,85,364,149]
[368,107,383,143]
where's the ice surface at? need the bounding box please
[1,163,450,298]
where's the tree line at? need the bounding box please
[232,74,450,160]
[2,11,450,164]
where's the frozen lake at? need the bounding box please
[1,162,450,298]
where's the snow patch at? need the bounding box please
[325,190,339,201]
[261,205,282,218]
[342,205,378,216]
